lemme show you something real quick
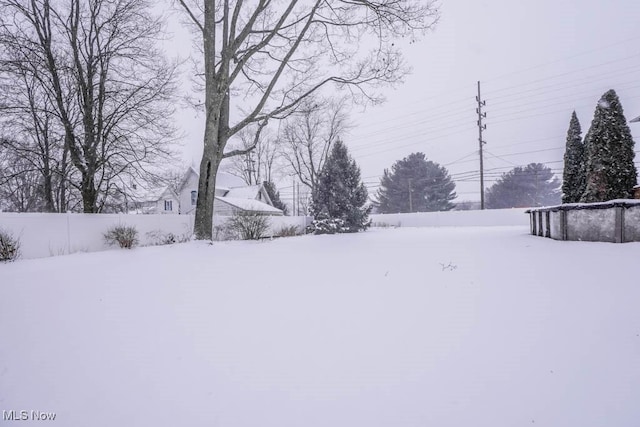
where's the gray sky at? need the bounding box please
[167,0,640,203]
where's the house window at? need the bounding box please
[191,190,197,205]
[164,200,173,211]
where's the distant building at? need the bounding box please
[128,167,283,216]
[631,115,640,123]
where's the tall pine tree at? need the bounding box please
[561,111,586,203]
[581,89,638,202]
[310,140,370,232]
[376,153,456,213]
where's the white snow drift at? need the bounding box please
[1,225,639,427]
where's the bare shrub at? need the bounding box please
[226,212,271,240]
[274,225,302,238]
[212,224,237,241]
[104,225,138,249]
[0,228,20,262]
[146,230,191,246]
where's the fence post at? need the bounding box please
[544,211,551,238]
[614,207,624,243]
[537,211,543,236]
[529,212,535,235]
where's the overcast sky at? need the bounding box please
[167,0,640,203]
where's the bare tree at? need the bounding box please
[0,145,42,212]
[221,126,280,185]
[0,0,178,213]
[0,66,73,212]
[175,0,439,239]
[280,96,349,192]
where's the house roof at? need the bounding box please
[225,185,262,199]
[215,197,283,215]
[180,167,246,191]
[631,115,640,123]
[127,185,176,203]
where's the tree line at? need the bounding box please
[2,1,634,238]
[0,0,178,213]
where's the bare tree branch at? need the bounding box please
[179,0,439,239]
[0,0,179,212]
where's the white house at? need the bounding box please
[125,186,179,215]
[135,167,283,216]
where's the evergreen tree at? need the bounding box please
[263,181,289,215]
[581,89,638,202]
[376,153,456,213]
[310,140,370,232]
[486,163,561,208]
[561,111,586,203]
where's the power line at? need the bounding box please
[355,126,476,158]
[489,88,640,122]
[483,35,640,84]
[487,66,640,107]
[485,52,640,95]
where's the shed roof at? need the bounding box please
[526,199,640,213]
[128,185,176,203]
[215,197,283,215]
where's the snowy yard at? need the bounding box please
[1,225,640,427]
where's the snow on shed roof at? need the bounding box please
[215,197,283,215]
[630,115,640,123]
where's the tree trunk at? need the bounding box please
[81,174,98,213]
[42,170,55,212]
[58,143,69,212]
[194,113,222,239]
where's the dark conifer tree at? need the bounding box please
[263,181,288,215]
[376,153,456,213]
[581,89,638,202]
[561,111,586,203]
[310,140,370,232]
[486,163,561,208]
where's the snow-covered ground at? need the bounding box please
[1,226,639,427]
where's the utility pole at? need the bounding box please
[296,181,301,216]
[476,81,487,210]
[292,179,297,216]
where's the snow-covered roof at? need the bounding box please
[127,185,176,203]
[225,185,262,199]
[215,197,283,215]
[630,115,640,123]
[526,199,640,213]
[182,167,246,191]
